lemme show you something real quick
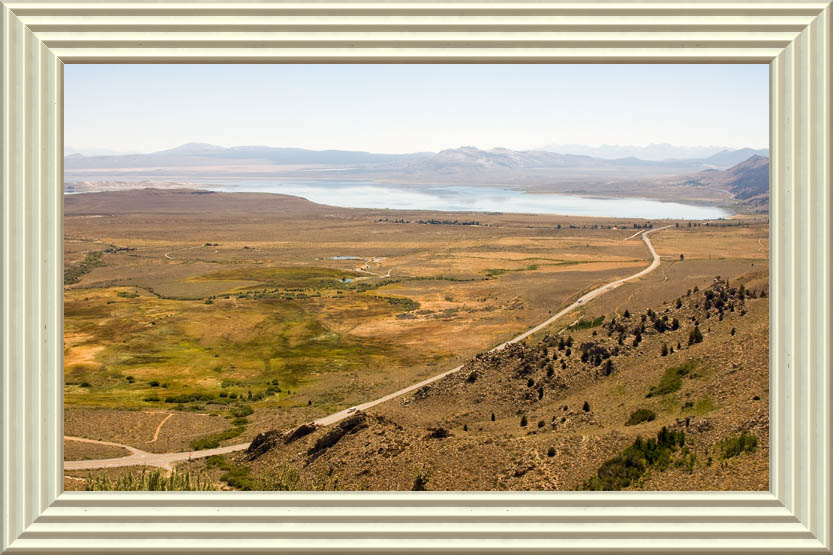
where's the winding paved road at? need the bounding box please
[64,225,671,471]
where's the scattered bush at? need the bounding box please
[717,432,758,459]
[189,426,244,451]
[647,360,698,398]
[567,316,605,331]
[412,467,431,491]
[230,405,254,418]
[625,408,656,426]
[688,326,704,345]
[582,401,591,412]
[219,465,257,491]
[602,359,614,376]
[547,447,556,457]
[85,468,214,491]
[165,393,213,404]
[64,250,105,285]
[582,427,686,491]
[520,415,528,427]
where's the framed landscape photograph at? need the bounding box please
[2,1,832,554]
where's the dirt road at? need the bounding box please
[64,226,671,470]
[64,436,248,471]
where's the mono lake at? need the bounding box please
[66,177,732,220]
[209,181,731,220]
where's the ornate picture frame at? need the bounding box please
[1,1,831,552]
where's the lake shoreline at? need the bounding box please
[63,179,733,220]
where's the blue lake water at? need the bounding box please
[67,176,731,220]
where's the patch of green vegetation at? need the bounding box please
[65,290,392,409]
[84,468,214,491]
[375,295,420,312]
[259,464,302,491]
[581,427,686,491]
[717,432,758,459]
[483,264,539,278]
[165,393,213,404]
[64,250,105,285]
[675,446,697,473]
[189,426,244,451]
[116,290,139,298]
[682,397,717,416]
[230,405,254,418]
[198,266,359,290]
[625,408,657,426]
[567,315,606,331]
[207,455,299,491]
[205,455,227,469]
[220,466,257,491]
[646,360,699,398]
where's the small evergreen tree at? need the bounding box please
[688,326,703,345]
[603,359,614,376]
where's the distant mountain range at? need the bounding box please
[64,142,423,170]
[65,142,768,175]
[539,143,768,162]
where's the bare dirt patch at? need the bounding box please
[64,439,131,461]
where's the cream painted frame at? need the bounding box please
[1,1,831,553]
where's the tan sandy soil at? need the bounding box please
[64,439,131,461]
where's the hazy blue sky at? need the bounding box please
[65,64,768,154]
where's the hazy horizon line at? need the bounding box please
[65,141,770,158]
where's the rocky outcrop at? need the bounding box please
[307,412,369,459]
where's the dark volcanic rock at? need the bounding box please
[284,422,317,444]
[246,430,283,460]
[308,413,369,459]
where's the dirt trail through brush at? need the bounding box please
[149,413,174,444]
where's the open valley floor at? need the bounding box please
[63,189,769,491]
